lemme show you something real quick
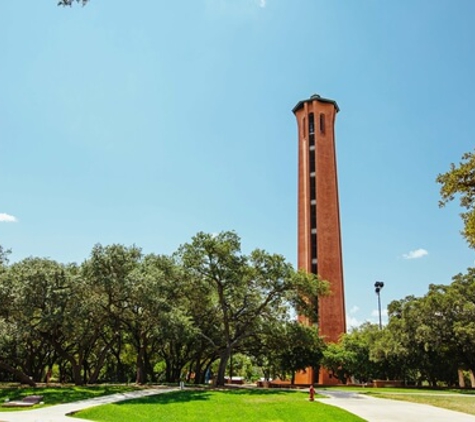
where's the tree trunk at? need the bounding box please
[88,345,110,384]
[173,366,182,383]
[458,369,466,388]
[193,360,203,385]
[186,361,193,382]
[0,360,36,386]
[110,345,125,382]
[469,369,475,388]
[216,349,230,386]
[41,334,84,385]
[193,359,213,385]
[144,350,156,383]
[72,362,83,385]
[165,358,172,383]
[136,346,146,384]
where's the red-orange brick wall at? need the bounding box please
[293,96,346,385]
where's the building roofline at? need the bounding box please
[292,94,340,114]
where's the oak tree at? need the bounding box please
[177,231,326,386]
[58,0,89,6]
[437,150,475,248]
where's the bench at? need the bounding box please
[2,395,43,407]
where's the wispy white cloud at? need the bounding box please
[0,213,17,223]
[371,309,388,318]
[346,315,362,329]
[402,248,428,260]
[370,308,388,327]
[346,306,362,328]
[205,0,266,16]
[346,307,388,330]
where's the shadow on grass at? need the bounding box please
[114,390,213,405]
[218,388,301,396]
[0,385,137,406]
[113,388,302,406]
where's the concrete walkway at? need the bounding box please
[0,388,177,422]
[317,389,475,422]
[0,387,474,422]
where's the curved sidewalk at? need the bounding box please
[0,388,177,422]
[1,387,474,422]
[317,389,475,422]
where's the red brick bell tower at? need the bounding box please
[293,94,346,385]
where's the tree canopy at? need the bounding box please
[176,231,326,385]
[437,150,475,248]
[320,268,475,387]
[0,231,327,386]
[58,0,89,5]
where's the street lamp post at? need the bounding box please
[374,281,384,329]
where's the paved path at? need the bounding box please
[0,388,177,422]
[317,389,475,422]
[0,387,474,422]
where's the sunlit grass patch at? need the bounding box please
[74,389,365,422]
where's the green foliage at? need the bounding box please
[321,343,355,384]
[0,232,327,387]
[379,269,475,386]
[340,323,387,382]
[322,268,475,387]
[449,269,475,372]
[176,231,327,386]
[76,389,365,422]
[271,322,325,384]
[289,270,329,324]
[437,150,475,248]
[58,0,89,6]
[0,246,10,269]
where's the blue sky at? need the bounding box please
[1,0,475,328]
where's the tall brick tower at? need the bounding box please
[293,94,346,385]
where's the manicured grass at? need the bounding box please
[74,389,366,422]
[0,385,139,411]
[367,392,475,416]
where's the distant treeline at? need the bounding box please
[322,269,475,388]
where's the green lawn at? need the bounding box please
[0,385,139,411]
[74,389,366,422]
